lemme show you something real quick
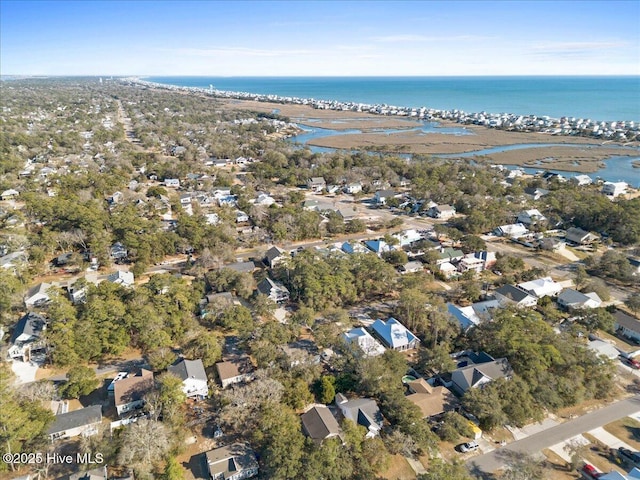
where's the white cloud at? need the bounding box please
[372,34,495,43]
[158,46,314,58]
[529,41,629,56]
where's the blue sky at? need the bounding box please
[1,0,639,76]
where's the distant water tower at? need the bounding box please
[209,84,214,93]
[99,77,103,84]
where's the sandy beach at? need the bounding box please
[220,98,639,173]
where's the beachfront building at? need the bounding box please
[602,181,628,198]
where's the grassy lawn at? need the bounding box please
[603,417,640,451]
[578,439,626,476]
[597,329,639,354]
[541,449,580,480]
[380,454,415,480]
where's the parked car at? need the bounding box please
[458,441,479,453]
[580,463,602,478]
[619,355,640,369]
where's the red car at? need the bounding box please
[581,463,601,478]
[620,355,640,369]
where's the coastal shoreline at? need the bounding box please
[128,79,640,174]
[216,98,638,174]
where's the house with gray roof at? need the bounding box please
[307,177,326,193]
[370,317,419,351]
[223,261,256,274]
[335,393,383,438]
[615,310,640,344]
[69,467,108,480]
[205,443,258,480]
[301,405,342,444]
[557,289,602,310]
[451,357,513,395]
[24,282,55,308]
[8,312,47,361]
[494,284,537,308]
[566,227,598,245]
[47,405,102,441]
[256,277,289,303]
[264,246,287,268]
[168,358,208,399]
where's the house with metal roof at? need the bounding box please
[342,327,386,357]
[517,277,563,298]
[370,318,419,351]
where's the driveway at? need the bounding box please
[588,426,636,451]
[11,360,39,384]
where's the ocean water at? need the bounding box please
[147,76,640,185]
[147,76,640,122]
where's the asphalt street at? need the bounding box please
[467,395,640,476]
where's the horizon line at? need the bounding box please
[2,74,640,79]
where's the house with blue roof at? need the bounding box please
[364,239,392,255]
[370,318,419,351]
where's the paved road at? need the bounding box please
[467,395,640,476]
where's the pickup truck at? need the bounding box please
[617,447,640,468]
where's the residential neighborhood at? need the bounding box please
[1,76,639,480]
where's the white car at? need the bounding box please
[459,441,479,453]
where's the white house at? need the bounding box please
[1,189,19,200]
[494,223,529,238]
[107,270,134,287]
[236,211,249,223]
[164,178,180,188]
[373,190,398,205]
[47,405,102,441]
[571,175,593,186]
[516,209,547,226]
[307,177,326,193]
[205,443,259,480]
[335,393,383,438]
[24,282,55,308]
[602,181,628,198]
[168,358,209,399]
[494,284,538,308]
[517,277,563,298]
[370,318,419,351]
[216,358,252,389]
[427,204,456,220]
[557,289,602,310]
[256,277,289,303]
[342,327,386,357]
[344,182,363,194]
[8,312,47,361]
[113,369,154,416]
